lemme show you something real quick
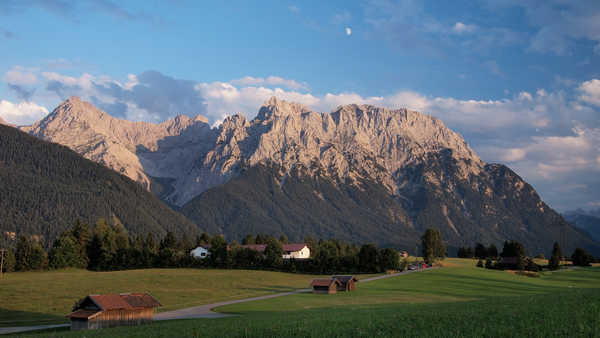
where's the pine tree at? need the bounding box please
[242,234,255,245]
[474,243,487,259]
[15,236,33,271]
[549,242,562,270]
[358,244,378,272]
[487,244,498,258]
[421,229,445,265]
[49,234,79,269]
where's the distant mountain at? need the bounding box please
[0,116,10,126]
[564,209,600,242]
[0,124,198,246]
[21,97,215,202]
[21,97,600,255]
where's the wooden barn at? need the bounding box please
[68,293,161,330]
[310,279,342,294]
[332,275,359,291]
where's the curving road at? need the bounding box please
[0,267,435,335]
[155,267,434,320]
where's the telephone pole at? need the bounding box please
[0,249,5,280]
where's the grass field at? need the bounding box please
[6,260,600,337]
[0,268,378,328]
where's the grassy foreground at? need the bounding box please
[0,268,378,327]
[11,259,600,337]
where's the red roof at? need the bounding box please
[332,275,359,284]
[310,279,341,287]
[283,243,307,252]
[68,309,101,319]
[240,244,267,252]
[240,243,307,253]
[87,293,161,311]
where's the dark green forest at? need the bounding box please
[0,125,198,248]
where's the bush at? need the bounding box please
[571,248,593,267]
[485,258,493,269]
[476,259,484,268]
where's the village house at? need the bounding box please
[332,275,358,291]
[310,279,342,294]
[238,243,310,259]
[68,293,161,330]
[190,243,310,259]
[190,246,209,259]
[282,243,310,259]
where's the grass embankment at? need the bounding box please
[15,258,600,337]
[0,268,378,328]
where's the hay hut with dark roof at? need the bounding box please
[310,279,342,294]
[332,275,359,291]
[68,293,161,330]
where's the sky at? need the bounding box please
[1,0,599,212]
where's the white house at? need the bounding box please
[190,246,210,259]
[191,243,310,259]
[282,243,310,259]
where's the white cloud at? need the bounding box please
[452,22,476,34]
[3,66,38,85]
[577,79,600,107]
[230,76,309,91]
[0,100,48,125]
[507,126,600,179]
[42,72,94,89]
[345,27,352,36]
[503,1,600,55]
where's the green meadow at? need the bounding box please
[0,268,378,328]
[6,259,600,337]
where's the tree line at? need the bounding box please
[0,219,412,274]
[457,240,596,271]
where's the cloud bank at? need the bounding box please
[1,67,599,211]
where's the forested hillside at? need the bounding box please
[0,124,198,247]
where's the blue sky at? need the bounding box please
[1,0,600,212]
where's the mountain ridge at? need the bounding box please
[18,97,600,254]
[0,123,199,246]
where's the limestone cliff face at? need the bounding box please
[22,97,215,192]
[22,96,485,206]
[20,97,599,254]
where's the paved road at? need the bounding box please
[155,289,312,320]
[155,267,436,320]
[0,324,70,335]
[0,267,435,335]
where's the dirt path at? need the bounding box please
[0,267,436,335]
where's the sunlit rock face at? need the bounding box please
[22,96,599,254]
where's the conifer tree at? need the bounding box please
[549,242,562,270]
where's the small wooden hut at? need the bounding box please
[332,275,359,291]
[310,279,342,294]
[68,293,161,330]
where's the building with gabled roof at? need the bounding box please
[332,275,359,291]
[310,279,342,294]
[68,293,161,330]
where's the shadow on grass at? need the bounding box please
[0,308,67,328]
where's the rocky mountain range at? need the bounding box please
[18,97,600,255]
[564,209,600,242]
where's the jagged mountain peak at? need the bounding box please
[256,96,311,120]
[21,97,214,192]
